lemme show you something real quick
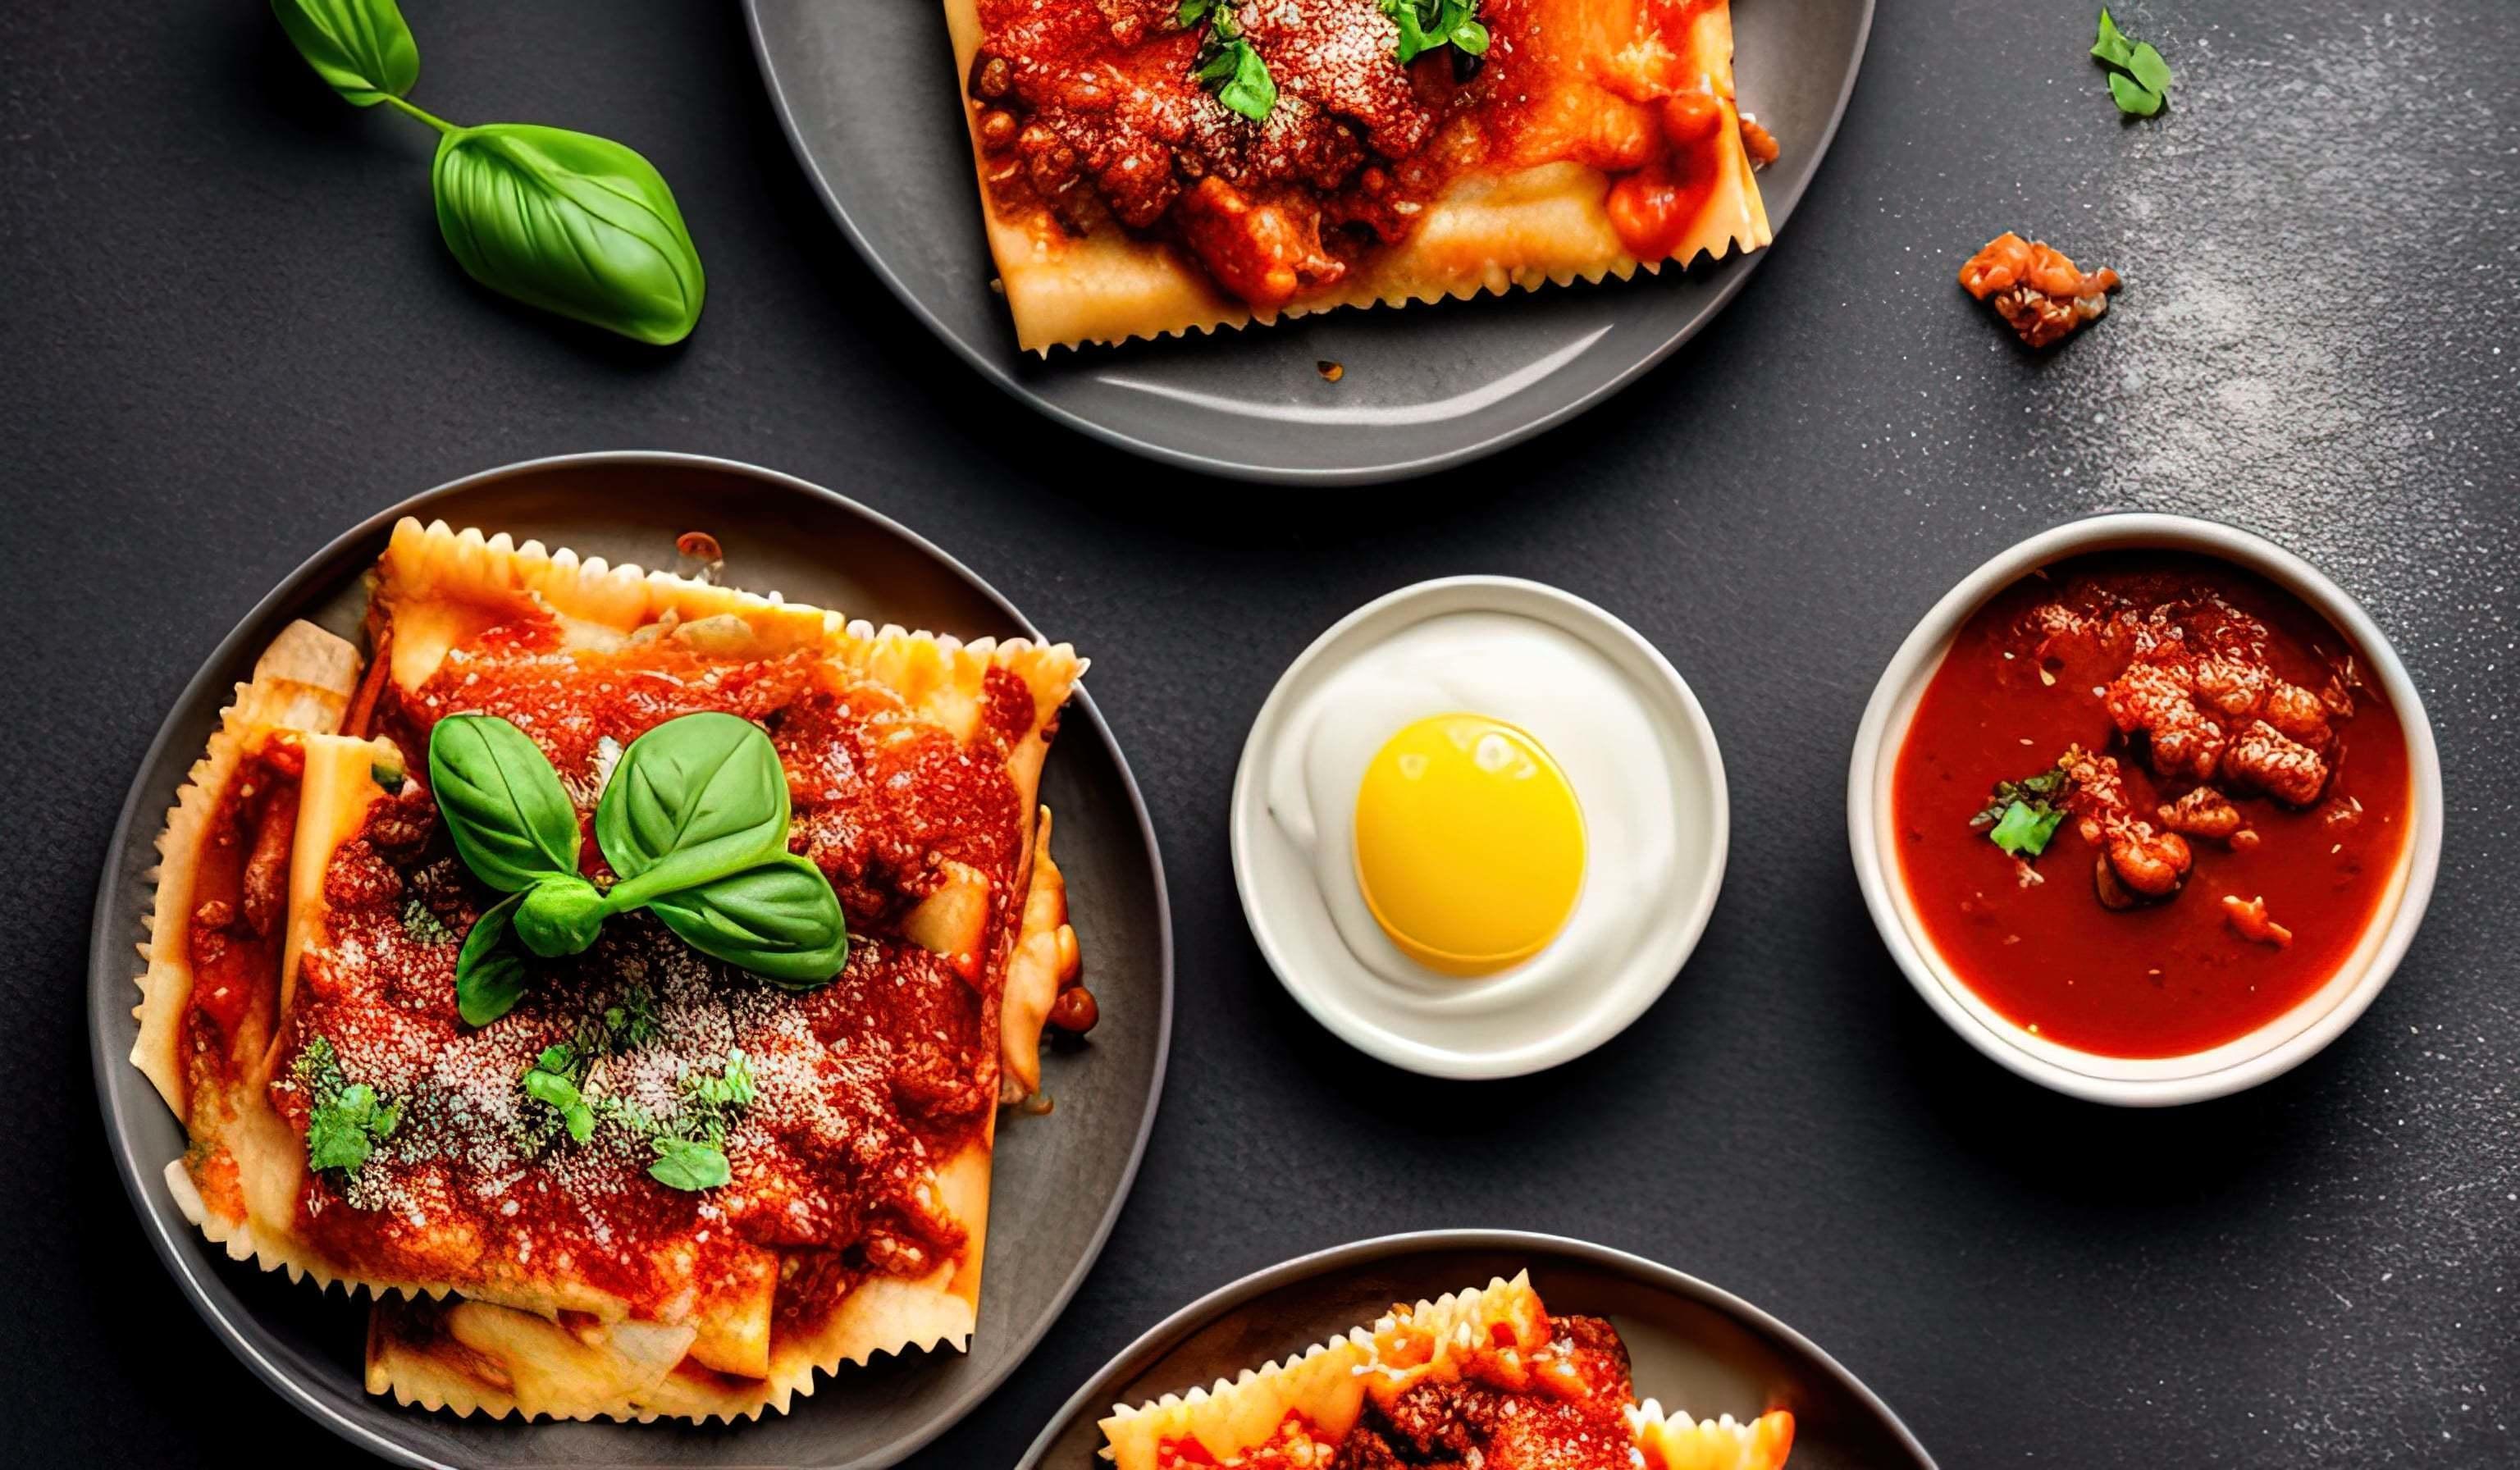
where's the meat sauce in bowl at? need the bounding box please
[1891,553,2413,1059]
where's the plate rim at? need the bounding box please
[84,448,1176,1470]
[740,0,1878,486]
[1011,1226,1938,1469]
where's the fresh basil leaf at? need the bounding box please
[429,714,583,892]
[2090,7,2134,67]
[2107,71,2164,116]
[595,713,791,910]
[1177,0,1215,25]
[431,123,707,346]
[646,853,848,988]
[648,1135,730,1192]
[271,0,419,108]
[455,892,529,1026]
[1450,19,1490,56]
[514,873,608,957]
[2127,41,2172,96]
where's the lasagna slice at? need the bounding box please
[1099,1272,1794,1469]
[950,0,1773,350]
[135,518,1089,1421]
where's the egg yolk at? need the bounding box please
[1352,714,1586,976]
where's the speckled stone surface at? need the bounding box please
[2,1,2513,1465]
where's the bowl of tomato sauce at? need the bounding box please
[1849,514,2443,1105]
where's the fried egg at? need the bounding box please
[1263,609,1681,997]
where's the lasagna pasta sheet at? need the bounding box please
[1098,1273,1550,1469]
[946,0,1773,351]
[1096,1271,1797,1470]
[139,520,1090,1422]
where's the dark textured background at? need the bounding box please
[3,1,2513,1465]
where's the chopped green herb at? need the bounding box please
[2107,70,2165,116]
[1381,0,1490,68]
[521,1043,596,1143]
[292,1035,404,1178]
[400,897,452,947]
[2090,7,2134,66]
[1185,2,1276,122]
[371,756,406,793]
[1970,757,2079,860]
[2091,9,2171,116]
[648,1135,731,1192]
[2126,41,2172,95]
[683,1050,756,1113]
[1987,800,2067,858]
[634,1051,758,1193]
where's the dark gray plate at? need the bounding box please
[1018,1230,1933,1469]
[85,451,1174,1469]
[744,0,1874,484]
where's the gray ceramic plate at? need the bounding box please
[745,0,1874,484]
[1017,1230,1933,1469]
[85,451,1173,1470]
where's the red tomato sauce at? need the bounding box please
[1891,553,2412,1058]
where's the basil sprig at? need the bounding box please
[271,0,705,345]
[431,712,847,1025]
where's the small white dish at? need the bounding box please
[1230,577,1728,1079]
[1847,514,2445,1107]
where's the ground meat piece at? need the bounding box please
[321,838,401,913]
[2189,651,2333,746]
[1738,115,1779,164]
[2063,747,2191,902]
[240,783,303,936]
[2061,746,2131,844]
[363,783,439,859]
[2103,821,2192,897]
[2223,719,2331,806]
[1335,1315,1634,1470]
[2104,656,2226,783]
[1959,231,2121,347]
[1176,176,1345,311]
[2157,786,2244,840]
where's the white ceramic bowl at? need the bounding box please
[1847,514,2444,1107]
[1231,577,1729,1079]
